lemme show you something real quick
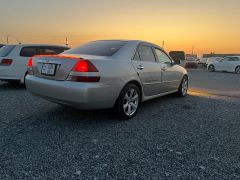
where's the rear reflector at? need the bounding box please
[70,76,100,82]
[0,59,13,66]
[73,60,98,72]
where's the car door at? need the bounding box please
[131,44,162,96]
[217,57,229,71]
[154,48,182,92]
[226,57,239,72]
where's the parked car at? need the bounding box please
[26,40,188,119]
[198,58,209,66]
[185,57,198,68]
[0,44,69,84]
[208,56,240,74]
[206,57,222,65]
[169,51,186,66]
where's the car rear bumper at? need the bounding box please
[25,75,121,109]
[0,66,25,82]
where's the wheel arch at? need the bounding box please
[20,71,28,84]
[178,73,188,87]
[235,65,240,73]
[115,79,143,105]
[126,80,143,101]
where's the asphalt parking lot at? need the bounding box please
[0,69,240,179]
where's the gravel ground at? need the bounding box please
[0,70,240,179]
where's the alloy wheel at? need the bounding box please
[236,66,240,74]
[181,77,188,96]
[123,88,139,116]
[208,65,214,72]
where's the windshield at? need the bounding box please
[63,41,127,56]
[0,45,16,57]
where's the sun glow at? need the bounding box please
[0,0,240,56]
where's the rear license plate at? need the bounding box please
[41,63,56,76]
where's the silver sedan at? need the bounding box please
[26,40,188,119]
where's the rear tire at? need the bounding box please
[235,66,240,74]
[208,65,215,72]
[23,72,28,87]
[115,84,141,120]
[176,76,188,97]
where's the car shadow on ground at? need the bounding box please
[0,81,25,90]
[29,93,181,128]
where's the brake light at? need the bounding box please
[27,58,33,67]
[27,58,33,75]
[68,60,100,82]
[73,60,98,72]
[0,59,13,66]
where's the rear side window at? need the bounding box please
[229,57,239,61]
[154,48,172,64]
[133,51,141,61]
[20,47,38,57]
[64,41,126,56]
[39,47,69,55]
[0,45,16,57]
[137,45,156,62]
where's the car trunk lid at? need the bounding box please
[32,55,80,81]
[31,54,108,81]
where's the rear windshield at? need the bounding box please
[64,41,126,56]
[20,46,69,57]
[0,45,16,57]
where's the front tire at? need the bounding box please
[235,66,240,74]
[208,65,215,72]
[176,76,188,97]
[115,84,141,120]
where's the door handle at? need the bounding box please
[137,65,144,70]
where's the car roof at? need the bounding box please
[94,40,163,49]
[5,44,68,48]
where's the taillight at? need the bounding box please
[68,60,100,82]
[72,60,98,72]
[27,58,33,75]
[27,58,33,68]
[0,59,13,66]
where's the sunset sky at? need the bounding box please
[0,0,240,56]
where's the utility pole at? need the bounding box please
[192,45,194,55]
[7,35,9,44]
[162,40,165,48]
[65,37,69,47]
